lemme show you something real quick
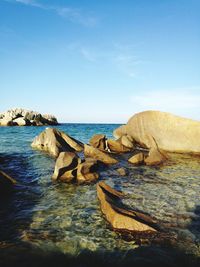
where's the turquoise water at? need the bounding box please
[0,124,200,266]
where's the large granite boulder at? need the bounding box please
[97,182,157,234]
[0,108,59,126]
[52,152,99,184]
[31,128,83,157]
[0,170,16,193]
[89,134,107,150]
[84,144,118,164]
[113,111,200,165]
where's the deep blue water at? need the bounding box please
[0,123,200,266]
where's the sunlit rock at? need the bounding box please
[84,144,118,164]
[31,128,83,157]
[89,134,107,150]
[0,108,59,126]
[52,152,81,182]
[128,152,145,165]
[114,111,200,165]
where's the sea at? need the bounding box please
[0,123,200,267]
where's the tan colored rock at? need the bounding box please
[31,128,83,157]
[107,139,131,153]
[84,144,118,164]
[128,152,144,165]
[121,135,135,149]
[89,134,106,150]
[0,170,16,192]
[97,182,157,233]
[144,148,168,166]
[52,152,81,182]
[77,158,99,184]
[114,111,200,164]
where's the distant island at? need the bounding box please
[0,108,58,126]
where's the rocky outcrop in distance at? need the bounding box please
[0,108,58,126]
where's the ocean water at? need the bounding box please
[0,124,200,266]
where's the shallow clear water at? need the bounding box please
[0,124,200,264]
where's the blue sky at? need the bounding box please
[0,0,200,123]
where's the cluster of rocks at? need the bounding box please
[0,108,58,126]
[30,127,161,236]
[4,110,199,238]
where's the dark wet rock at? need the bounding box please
[89,134,107,150]
[0,108,59,126]
[84,144,118,164]
[0,170,16,193]
[97,181,158,234]
[31,128,83,157]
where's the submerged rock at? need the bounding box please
[31,128,83,157]
[0,108,58,126]
[0,170,16,193]
[84,144,118,164]
[116,167,128,176]
[114,110,200,165]
[97,181,158,234]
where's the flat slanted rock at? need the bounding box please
[31,128,83,157]
[97,182,157,234]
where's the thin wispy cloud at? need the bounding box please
[130,88,200,120]
[4,0,97,27]
[80,48,96,62]
[67,42,143,77]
